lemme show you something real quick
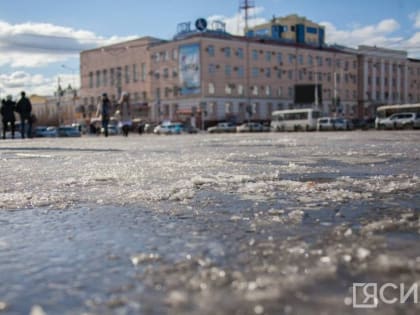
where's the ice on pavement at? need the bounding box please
[0,133,419,212]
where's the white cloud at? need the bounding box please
[320,18,420,58]
[0,20,137,68]
[208,6,267,35]
[410,11,420,29]
[321,18,402,48]
[0,71,50,97]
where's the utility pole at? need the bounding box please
[57,77,61,126]
[240,0,255,35]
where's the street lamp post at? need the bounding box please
[61,64,77,90]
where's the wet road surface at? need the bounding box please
[0,131,419,314]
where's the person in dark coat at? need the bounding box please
[15,91,33,138]
[96,93,111,137]
[1,95,17,139]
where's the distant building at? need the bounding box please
[30,85,78,126]
[79,14,420,127]
[247,14,325,47]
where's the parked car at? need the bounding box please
[207,122,236,133]
[4,131,22,139]
[57,126,81,137]
[101,124,120,135]
[236,122,270,132]
[377,112,417,130]
[317,117,352,131]
[414,112,420,129]
[34,126,57,137]
[153,122,184,135]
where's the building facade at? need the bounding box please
[247,14,325,47]
[79,15,420,127]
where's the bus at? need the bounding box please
[375,104,420,129]
[271,108,321,131]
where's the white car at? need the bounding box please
[153,122,184,135]
[317,117,352,131]
[207,122,236,133]
[58,126,81,137]
[236,122,270,132]
[35,126,57,137]
[378,112,417,130]
[101,124,120,135]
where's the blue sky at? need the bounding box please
[0,0,419,96]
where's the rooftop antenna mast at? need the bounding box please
[240,0,255,35]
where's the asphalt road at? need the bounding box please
[0,131,419,315]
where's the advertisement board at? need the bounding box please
[179,44,200,95]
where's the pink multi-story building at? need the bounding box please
[79,16,420,127]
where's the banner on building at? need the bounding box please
[179,44,200,95]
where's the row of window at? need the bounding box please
[205,82,358,100]
[158,102,358,119]
[206,45,357,68]
[88,64,147,88]
[83,91,148,106]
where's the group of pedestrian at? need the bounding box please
[0,91,33,139]
[96,92,131,137]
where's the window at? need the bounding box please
[308,55,313,66]
[317,56,323,66]
[224,47,231,57]
[252,50,258,60]
[102,69,107,86]
[298,70,304,81]
[252,85,259,96]
[125,65,130,84]
[265,68,271,78]
[89,72,93,88]
[237,66,244,77]
[277,70,282,79]
[288,87,293,97]
[173,49,178,60]
[298,55,304,65]
[252,67,259,77]
[277,52,283,64]
[265,51,271,62]
[207,45,214,57]
[225,103,233,114]
[326,58,332,67]
[288,70,293,80]
[288,54,294,64]
[225,65,232,77]
[141,63,146,81]
[307,27,317,34]
[110,68,115,86]
[163,68,169,79]
[164,87,170,97]
[209,64,216,74]
[208,82,215,94]
[172,68,178,78]
[277,87,283,97]
[96,70,100,88]
[265,85,271,96]
[116,67,122,86]
[133,64,138,82]
[236,48,244,59]
[237,84,244,96]
[225,84,232,95]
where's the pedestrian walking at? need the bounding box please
[15,91,32,138]
[97,93,111,137]
[116,92,132,137]
[1,95,17,139]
